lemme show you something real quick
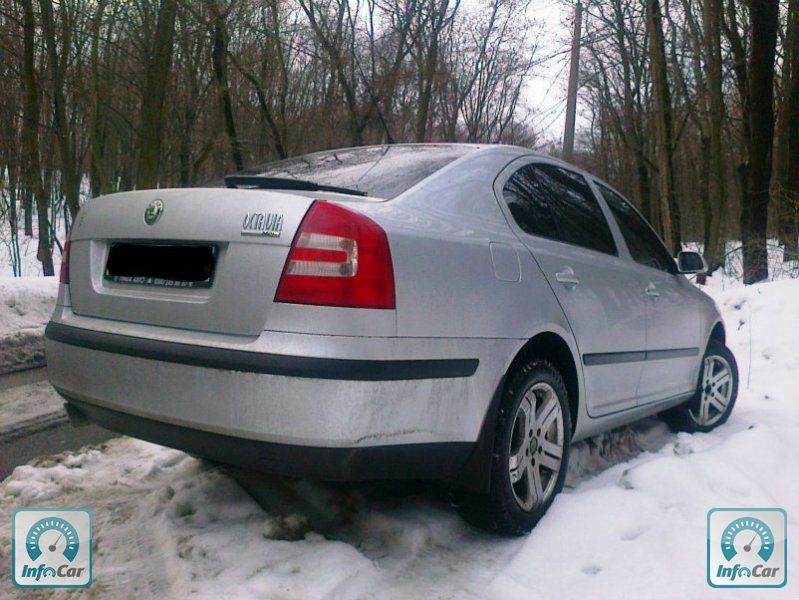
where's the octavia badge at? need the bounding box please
[242,212,283,237]
[144,199,164,225]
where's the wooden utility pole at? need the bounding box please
[563,1,582,161]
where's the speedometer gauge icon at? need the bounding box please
[720,517,774,562]
[25,517,80,562]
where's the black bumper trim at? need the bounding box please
[45,322,478,381]
[62,396,474,482]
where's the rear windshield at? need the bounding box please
[239,144,477,199]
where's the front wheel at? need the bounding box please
[458,360,571,535]
[660,339,738,433]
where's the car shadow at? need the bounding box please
[225,415,678,540]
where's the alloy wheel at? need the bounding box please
[690,355,733,426]
[508,382,565,511]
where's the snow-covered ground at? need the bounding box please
[0,381,65,440]
[0,276,58,373]
[0,277,797,599]
[0,277,58,338]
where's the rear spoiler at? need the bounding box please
[223,175,367,197]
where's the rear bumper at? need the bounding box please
[45,311,516,485]
[61,395,473,481]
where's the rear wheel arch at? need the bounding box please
[505,332,580,435]
[708,321,726,346]
[452,330,580,493]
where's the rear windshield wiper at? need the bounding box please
[224,175,367,197]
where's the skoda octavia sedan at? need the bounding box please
[46,144,738,534]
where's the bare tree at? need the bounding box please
[137,0,178,188]
[206,0,244,171]
[411,0,461,142]
[298,0,372,145]
[702,0,727,269]
[21,0,53,275]
[738,0,779,283]
[779,0,799,257]
[646,0,680,253]
[38,0,81,218]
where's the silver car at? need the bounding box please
[46,144,738,534]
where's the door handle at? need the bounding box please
[555,267,580,286]
[644,283,660,297]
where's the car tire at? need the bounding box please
[458,359,571,535]
[660,340,738,433]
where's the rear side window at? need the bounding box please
[502,164,617,255]
[502,164,559,239]
[238,144,476,199]
[596,183,676,273]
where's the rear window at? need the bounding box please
[238,145,477,199]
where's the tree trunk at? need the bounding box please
[740,0,779,284]
[208,1,244,171]
[702,0,727,270]
[414,0,456,143]
[415,38,439,143]
[780,0,799,258]
[5,153,22,275]
[21,0,53,276]
[89,0,110,198]
[646,0,680,253]
[23,189,33,237]
[697,132,712,278]
[38,0,81,218]
[136,0,178,188]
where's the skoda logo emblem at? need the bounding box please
[144,199,164,225]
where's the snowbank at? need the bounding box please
[0,381,66,440]
[0,277,58,337]
[0,277,58,373]
[0,279,797,599]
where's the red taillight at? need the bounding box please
[59,241,71,284]
[275,201,395,309]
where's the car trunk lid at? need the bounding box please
[68,188,318,336]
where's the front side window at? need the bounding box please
[596,183,676,273]
[502,163,617,255]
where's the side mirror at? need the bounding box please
[677,250,707,274]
